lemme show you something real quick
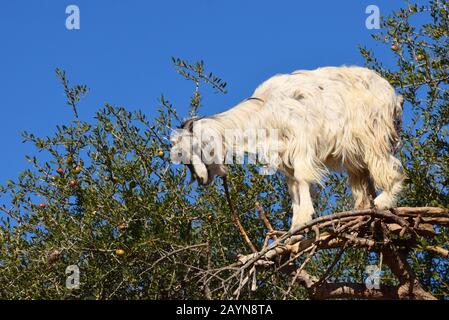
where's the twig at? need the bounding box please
[423,245,449,258]
[138,243,208,277]
[205,206,448,300]
[223,176,257,253]
[256,202,277,240]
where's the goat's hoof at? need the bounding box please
[374,193,395,211]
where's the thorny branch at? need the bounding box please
[222,176,257,253]
[201,206,449,300]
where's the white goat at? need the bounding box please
[170,66,405,230]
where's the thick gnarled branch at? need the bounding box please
[203,206,448,300]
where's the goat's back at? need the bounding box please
[252,66,403,168]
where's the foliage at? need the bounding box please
[0,1,448,299]
[360,0,449,297]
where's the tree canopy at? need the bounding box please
[0,0,448,299]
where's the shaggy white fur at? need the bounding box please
[171,66,405,230]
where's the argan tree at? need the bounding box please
[0,0,448,300]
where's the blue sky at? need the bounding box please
[0,0,414,183]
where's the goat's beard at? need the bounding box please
[187,163,209,185]
[186,153,209,185]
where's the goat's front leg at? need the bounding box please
[287,178,314,231]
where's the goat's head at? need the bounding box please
[170,118,228,186]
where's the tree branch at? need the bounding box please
[205,206,448,300]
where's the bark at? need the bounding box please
[207,206,448,300]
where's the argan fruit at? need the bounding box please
[56,168,64,175]
[416,54,425,61]
[73,166,82,174]
[391,44,399,51]
[38,203,46,208]
[69,179,79,187]
[105,124,113,132]
[66,156,74,165]
[118,223,128,231]
[158,150,164,157]
[115,249,125,256]
[47,250,61,264]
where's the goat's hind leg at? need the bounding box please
[348,169,376,210]
[368,154,405,210]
